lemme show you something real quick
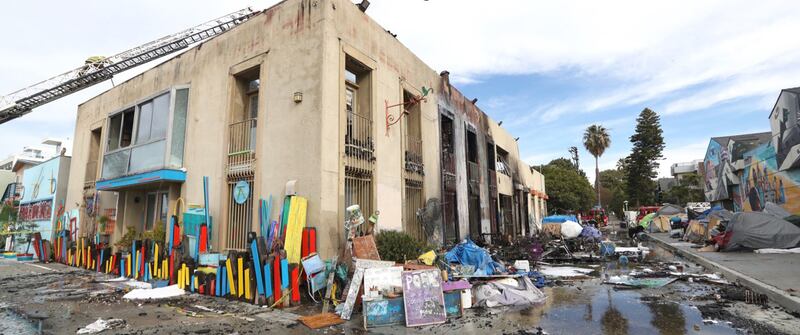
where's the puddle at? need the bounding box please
[0,307,39,335]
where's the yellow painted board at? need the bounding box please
[226,259,236,296]
[284,196,308,263]
[237,257,244,298]
[244,269,251,300]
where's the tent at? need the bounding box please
[656,204,684,216]
[723,212,800,251]
[683,220,706,243]
[638,213,657,228]
[650,215,674,232]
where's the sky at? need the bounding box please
[2,0,798,183]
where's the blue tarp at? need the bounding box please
[445,239,505,276]
[695,205,723,220]
[542,215,578,224]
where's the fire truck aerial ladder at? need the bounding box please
[0,7,257,125]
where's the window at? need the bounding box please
[102,88,189,179]
[497,146,511,176]
[107,108,134,151]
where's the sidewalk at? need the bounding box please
[648,232,800,314]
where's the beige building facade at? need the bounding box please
[65,0,546,258]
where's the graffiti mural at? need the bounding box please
[703,139,736,203]
[18,199,53,221]
[740,142,800,215]
[770,89,800,171]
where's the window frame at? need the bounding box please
[102,85,190,178]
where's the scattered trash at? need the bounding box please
[754,247,800,254]
[538,266,594,278]
[122,284,185,300]
[604,275,677,288]
[298,312,344,329]
[445,239,505,276]
[76,318,126,334]
[473,277,546,308]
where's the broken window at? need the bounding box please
[107,108,134,151]
[497,146,511,176]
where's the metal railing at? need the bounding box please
[345,170,373,224]
[345,112,374,169]
[227,118,257,175]
[404,135,424,175]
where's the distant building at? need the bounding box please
[11,155,71,253]
[670,159,702,181]
[0,138,71,200]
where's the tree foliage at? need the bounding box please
[583,124,611,207]
[540,158,595,212]
[599,168,628,218]
[626,108,665,206]
[663,172,705,205]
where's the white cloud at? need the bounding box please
[367,0,800,120]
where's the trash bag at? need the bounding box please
[560,220,583,239]
[445,239,505,276]
[473,277,547,308]
[580,226,602,240]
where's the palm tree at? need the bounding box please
[583,124,611,207]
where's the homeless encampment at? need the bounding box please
[541,215,579,238]
[683,208,734,243]
[723,212,800,251]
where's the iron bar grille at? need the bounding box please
[404,179,425,240]
[345,109,375,169]
[226,175,253,251]
[345,169,373,223]
[227,118,257,176]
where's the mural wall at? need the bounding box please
[770,90,800,172]
[740,142,800,215]
[703,139,736,204]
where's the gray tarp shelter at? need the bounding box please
[724,212,800,251]
[762,202,791,219]
[657,204,684,216]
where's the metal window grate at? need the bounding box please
[228,118,257,176]
[404,179,425,240]
[345,168,373,222]
[226,175,253,251]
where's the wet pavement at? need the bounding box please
[1,224,800,334]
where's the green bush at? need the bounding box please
[375,230,431,263]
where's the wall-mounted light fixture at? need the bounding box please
[293,91,303,103]
[357,0,370,12]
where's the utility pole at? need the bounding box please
[568,146,579,169]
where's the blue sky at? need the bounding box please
[1,0,798,184]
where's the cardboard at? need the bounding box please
[402,269,446,327]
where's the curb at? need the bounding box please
[647,234,800,314]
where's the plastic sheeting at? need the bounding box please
[561,220,583,239]
[473,277,547,308]
[542,215,578,224]
[445,239,505,276]
[580,226,602,240]
[724,212,800,251]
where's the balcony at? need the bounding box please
[227,118,257,176]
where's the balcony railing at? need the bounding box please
[227,118,257,175]
[345,112,375,170]
[102,139,166,180]
[404,135,424,175]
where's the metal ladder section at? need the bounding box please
[0,7,257,125]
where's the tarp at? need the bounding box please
[445,239,505,276]
[473,277,546,308]
[684,220,707,243]
[724,212,800,251]
[542,215,578,224]
[638,213,657,228]
[762,202,791,219]
[580,226,602,240]
[657,204,684,216]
